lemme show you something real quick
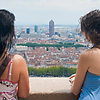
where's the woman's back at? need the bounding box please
[0,54,19,83]
[77,47,100,100]
[86,48,100,76]
[0,54,29,100]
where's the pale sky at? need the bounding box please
[1,0,100,25]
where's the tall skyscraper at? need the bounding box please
[26,28,30,34]
[49,20,54,37]
[34,25,38,33]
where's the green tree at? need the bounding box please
[28,66,77,77]
[46,47,48,51]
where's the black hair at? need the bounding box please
[0,9,16,60]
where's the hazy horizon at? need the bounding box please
[1,0,100,25]
[15,24,78,26]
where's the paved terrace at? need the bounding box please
[19,77,78,100]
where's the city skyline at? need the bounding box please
[1,0,100,25]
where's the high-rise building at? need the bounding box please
[49,20,54,37]
[26,28,30,34]
[34,25,38,33]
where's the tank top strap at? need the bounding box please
[7,59,13,81]
[91,43,100,49]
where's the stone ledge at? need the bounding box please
[23,93,78,100]
[19,77,78,100]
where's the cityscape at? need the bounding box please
[11,20,91,69]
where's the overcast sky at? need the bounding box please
[1,0,100,25]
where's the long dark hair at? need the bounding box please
[0,9,16,60]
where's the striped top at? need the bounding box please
[0,59,18,100]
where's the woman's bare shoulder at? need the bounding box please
[82,48,100,57]
[12,54,26,68]
[79,49,94,64]
[81,49,94,57]
[80,49,90,57]
[79,49,98,66]
[12,54,25,62]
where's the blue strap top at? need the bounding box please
[79,72,100,100]
[79,44,100,100]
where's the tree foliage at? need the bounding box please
[28,66,77,77]
[17,42,84,49]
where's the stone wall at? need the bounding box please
[19,77,78,100]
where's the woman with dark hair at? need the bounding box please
[69,10,100,100]
[0,9,29,100]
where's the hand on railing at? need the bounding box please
[69,74,76,86]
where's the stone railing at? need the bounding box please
[19,77,78,100]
